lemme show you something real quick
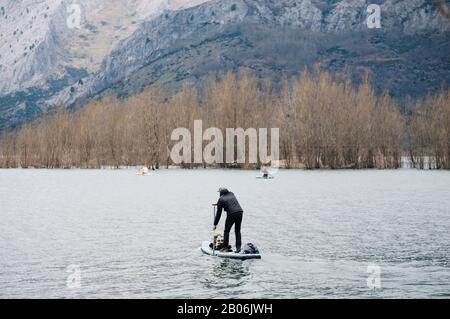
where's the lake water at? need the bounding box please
[0,169,449,299]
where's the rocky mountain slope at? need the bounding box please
[1,0,449,128]
[0,0,209,95]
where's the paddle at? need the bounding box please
[212,204,217,255]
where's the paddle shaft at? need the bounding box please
[212,205,217,255]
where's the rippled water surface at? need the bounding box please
[1,169,449,298]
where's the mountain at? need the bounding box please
[0,0,209,127]
[1,0,449,128]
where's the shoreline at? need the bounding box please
[0,166,448,171]
[0,156,447,170]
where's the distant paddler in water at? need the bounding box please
[136,166,150,176]
[257,167,274,179]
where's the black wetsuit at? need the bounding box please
[214,191,243,250]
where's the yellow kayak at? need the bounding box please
[136,172,151,176]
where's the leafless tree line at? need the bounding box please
[0,70,449,169]
[407,91,450,169]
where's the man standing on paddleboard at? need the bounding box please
[213,188,244,253]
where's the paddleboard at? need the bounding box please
[201,241,261,260]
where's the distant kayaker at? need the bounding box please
[261,167,269,178]
[213,188,243,253]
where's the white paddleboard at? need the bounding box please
[200,241,261,260]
